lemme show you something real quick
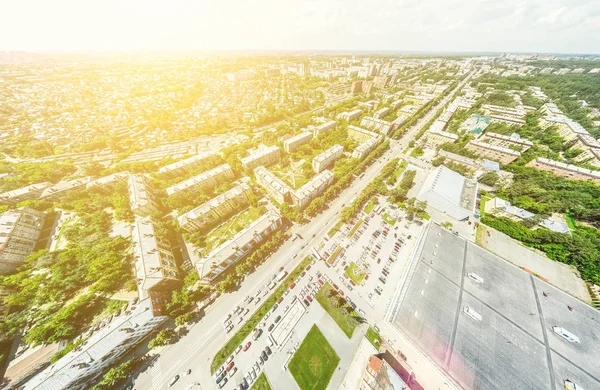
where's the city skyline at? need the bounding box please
[1,0,600,54]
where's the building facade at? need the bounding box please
[132,216,180,316]
[526,157,600,185]
[312,120,337,138]
[254,166,293,205]
[177,183,254,233]
[166,164,234,198]
[312,145,344,173]
[482,132,533,152]
[0,208,46,275]
[0,182,53,205]
[128,174,161,217]
[240,145,281,170]
[283,132,313,153]
[360,116,393,135]
[291,170,334,208]
[466,140,521,164]
[158,151,218,177]
[336,109,362,122]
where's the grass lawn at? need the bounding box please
[365,327,381,349]
[364,197,378,214]
[316,282,361,338]
[288,325,340,390]
[410,146,424,157]
[475,224,487,246]
[327,220,344,238]
[382,213,397,226]
[211,256,312,373]
[387,161,408,185]
[203,206,263,253]
[479,195,491,217]
[345,262,366,285]
[565,214,576,231]
[251,373,272,390]
[271,164,311,189]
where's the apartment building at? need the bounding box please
[23,299,166,390]
[128,174,161,217]
[438,150,480,170]
[572,146,600,167]
[197,210,282,285]
[336,109,362,122]
[240,145,281,170]
[166,164,234,198]
[0,182,52,205]
[292,170,334,208]
[482,132,533,152]
[158,151,218,177]
[390,99,403,111]
[254,166,293,204]
[358,100,379,111]
[489,114,526,126]
[132,216,180,316]
[466,140,521,164]
[39,177,92,202]
[373,107,390,120]
[177,183,253,233]
[348,125,381,143]
[360,116,393,135]
[312,145,344,173]
[425,128,458,148]
[283,131,313,153]
[539,117,589,142]
[352,137,381,160]
[312,120,337,138]
[482,104,526,119]
[86,172,129,194]
[0,208,46,275]
[526,157,600,185]
[373,75,390,89]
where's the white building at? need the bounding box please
[240,145,281,170]
[23,299,166,390]
[416,166,474,221]
[166,164,234,198]
[312,120,337,137]
[128,174,161,217]
[292,170,334,208]
[39,177,92,202]
[0,182,53,205]
[360,116,393,135]
[312,145,344,173]
[0,208,46,275]
[336,109,362,122]
[283,132,313,153]
[158,151,218,177]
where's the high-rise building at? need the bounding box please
[363,81,374,95]
[351,80,363,94]
[0,208,46,275]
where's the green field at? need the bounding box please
[211,256,312,373]
[365,327,381,349]
[345,262,366,285]
[479,195,491,217]
[288,325,340,390]
[364,197,378,214]
[327,220,344,238]
[382,213,397,226]
[315,282,362,338]
[251,373,272,390]
[203,206,263,253]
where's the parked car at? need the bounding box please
[268,324,275,332]
[274,315,282,323]
[261,351,269,361]
[243,341,252,351]
[226,362,235,372]
[303,298,310,306]
[218,378,228,388]
[169,375,180,387]
[229,367,237,377]
[265,346,272,355]
[235,344,243,354]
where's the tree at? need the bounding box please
[90,357,142,390]
[216,274,238,294]
[175,312,195,327]
[478,171,500,187]
[148,329,176,349]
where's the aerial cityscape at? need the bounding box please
[1,2,600,390]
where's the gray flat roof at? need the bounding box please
[392,223,600,390]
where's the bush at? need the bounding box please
[148,329,176,349]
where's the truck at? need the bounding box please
[276,270,288,282]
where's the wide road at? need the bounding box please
[132,69,475,390]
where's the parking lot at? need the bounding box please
[212,200,425,389]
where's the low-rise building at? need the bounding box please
[166,164,234,198]
[352,137,381,160]
[240,145,281,170]
[482,132,533,152]
[0,208,46,275]
[0,182,53,205]
[158,151,219,177]
[373,107,390,120]
[360,116,393,135]
[132,216,180,316]
[283,131,313,153]
[128,174,161,217]
[466,140,521,164]
[459,114,491,136]
[177,183,253,233]
[86,172,129,193]
[336,109,362,122]
[312,120,337,138]
[23,299,166,390]
[254,166,293,204]
[573,147,600,167]
[291,170,334,208]
[539,116,588,142]
[425,128,458,148]
[39,177,91,202]
[312,145,344,173]
[489,114,526,126]
[417,165,475,221]
[348,125,381,143]
[197,210,282,285]
[485,197,570,234]
[526,157,600,185]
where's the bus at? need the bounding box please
[552,327,580,343]
[311,247,323,261]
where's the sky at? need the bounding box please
[1,0,599,54]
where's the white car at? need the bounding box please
[235,345,243,354]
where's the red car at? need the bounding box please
[349,280,356,286]
[290,283,296,289]
[279,266,284,272]
[306,295,313,303]
[243,341,251,352]
[306,265,311,271]
[365,275,369,280]
[318,279,324,286]
[338,290,345,297]
[277,297,284,304]
[226,362,235,372]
